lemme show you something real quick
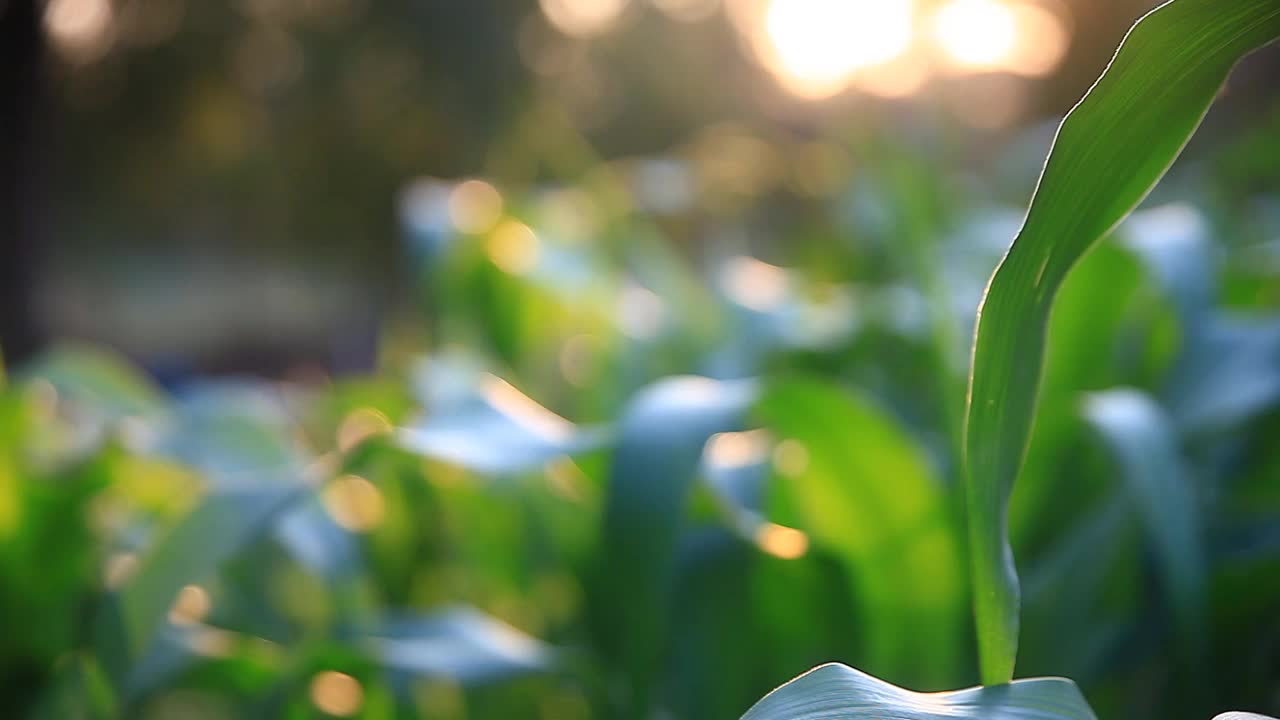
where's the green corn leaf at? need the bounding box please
[739,663,1096,720]
[963,0,1280,684]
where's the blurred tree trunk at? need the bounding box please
[0,0,44,368]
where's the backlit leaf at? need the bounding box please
[963,0,1280,683]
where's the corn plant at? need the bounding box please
[740,1,1280,719]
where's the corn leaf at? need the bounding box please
[739,663,1096,720]
[94,480,306,690]
[963,0,1280,684]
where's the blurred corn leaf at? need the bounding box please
[758,377,965,689]
[30,654,117,720]
[1120,205,1280,431]
[739,663,1096,720]
[96,480,307,691]
[398,357,608,474]
[590,375,756,719]
[964,0,1280,683]
[1082,390,1205,666]
[371,606,555,683]
[23,345,165,420]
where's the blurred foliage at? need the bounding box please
[3,1,1280,719]
[5,102,1280,716]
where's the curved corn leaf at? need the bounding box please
[739,663,1096,720]
[1213,714,1280,720]
[963,0,1280,683]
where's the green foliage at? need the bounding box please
[4,3,1280,719]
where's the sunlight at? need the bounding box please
[761,0,914,99]
[932,0,1018,70]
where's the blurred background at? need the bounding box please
[1,0,1279,718]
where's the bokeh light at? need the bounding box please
[756,522,809,559]
[540,0,630,37]
[309,671,364,717]
[168,584,212,625]
[721,256,789,312]
[705,429,772,468]
[487,220,542,276]
[1005,2,1071,76]
[449,180,504,235]
[43,0,115,64]
[932,0,1018,71]
[322,474,387,532]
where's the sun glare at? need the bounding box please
[761,0,914,99]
